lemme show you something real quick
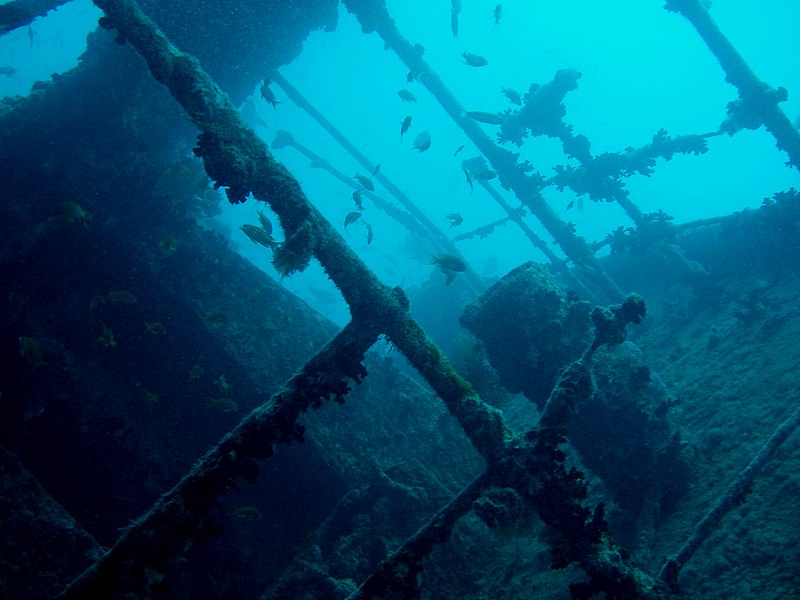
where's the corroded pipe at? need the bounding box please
[665,0,800,169]
[0,0,69,35]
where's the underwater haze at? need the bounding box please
[2,0,800,598]
[3,0,798,324]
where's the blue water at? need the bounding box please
[2,0,798,323]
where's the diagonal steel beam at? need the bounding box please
[665,0,800,169]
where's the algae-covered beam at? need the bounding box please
[60,318,381,598]
[88,0,507,456]
[0,0,69,35]
[343,0,624,302]
[350,296,664,600]
[347,472,492,599]
[664,0,800,169]
[658,402,800,591]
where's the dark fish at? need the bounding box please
[501,87,522,105]
[465,111,505,125]
[463,167,474,193]
[397,89,417,103]
[430,254,467,285]
[494,3,502,25]
[446,213,464,228]
[372,163,381,176]
[406,69,420,83]
[145,321,167,336]
[454,144,465,157]
[19,336,47,370]
[257,210,273,235]
[566,200,574,211]
[412,130,431,152]
[353,173,375,191]
[344,211,362,230]
[451,0,461,38]
[473,168,497,181]
[108,289,137,304]
[0,65,17,77]
[400,116,412,143]
[240,224,278,250]
[352,190,364,211]
[259,83,280,110]
[462,52,488,67]
[365,222,375,245]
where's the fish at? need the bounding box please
[344,211,362,230]
[159,235,179,253]
[53,201,91,228]
[462,52,488,67]
[19,336,47,370]
[494,3,502,25]
[209,397,238,412]
[400,116,412,143]
[446,213,464,228]
[204,311,229,327]
[188,364,204,380]
[501,87,522,105]
[430,254,467,272]
[97,323,117,348]
[352,190,364,211]
[260,82,280,110]
[566,200,574,211]
[230,506,262,521]
[397,89,417,103]
[366,222,375,245]
[139,388,161,404]
[353,173,375,191]
[257,210,273,235]
[144,321,167,335]
[412,130,431,152]
[406,70,417,83]
[473,168,497,181]
[89,295,106,316]
[463,167,474,193]
[240,224,278,250]
[108,289,138,304]
[0,65,17,77]
[371,164,381,176]
[451,0,461,38]
[215,373,232,394]
[454,144,465,157]
[465,111,505,125]
[430,254,467,285]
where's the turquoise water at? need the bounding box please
[1,0,798,315]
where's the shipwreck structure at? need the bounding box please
[1,0,799,598]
